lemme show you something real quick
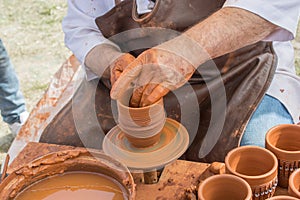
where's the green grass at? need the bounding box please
[296,58,300,76]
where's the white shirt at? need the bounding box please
[62,0,300,123]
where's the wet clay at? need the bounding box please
[14,171,126,200]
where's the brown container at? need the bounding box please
[266,124,300,188]
[117,89,166,148]
[288,168,300,198]
[225,146,278,200]
[0,149,135,199]
[198,174,252,200]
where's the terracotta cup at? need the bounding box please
[117,89,166,148]
[198,174,252,200]
[225,146,278,200]
[265,124,300,188]
[288,168,300,198]
[267,196,300,200]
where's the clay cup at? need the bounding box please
[198,174,252,200]
[265,124,300,188]
[288,168,300,198]
[117,89,166,148]
[225,146,278,200]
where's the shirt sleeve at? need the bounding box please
[62,0,115,64]
[223,0,300,41]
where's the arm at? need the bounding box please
[182,7,278,66]
[111,7,278,106]
[156,7,278,74]
[62,0,134,84]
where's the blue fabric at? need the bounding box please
[0,39,26,124]
[240,94,294,148]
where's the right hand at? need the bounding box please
[110,48,196,107]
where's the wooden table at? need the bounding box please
[6,142,288,199]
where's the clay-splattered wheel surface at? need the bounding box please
[103,118,189,171]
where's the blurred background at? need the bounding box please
[0,0,299,163]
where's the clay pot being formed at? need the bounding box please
[198,174,252,200]
[288,168,300,198]
[265,124,300,188]
[225,146,278,200]
[0,149,135,200]
[117,89,166,148]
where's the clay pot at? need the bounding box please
[267,196,300,200]
[225,146,278,200]
[265,124,300,188]
[288,168,300,198]
[0,149,135,200]
[198,174,252,200]
[117,89,166,148]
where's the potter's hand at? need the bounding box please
[85,43,135,87]
[110,47,196,107]
[109,53,135,86]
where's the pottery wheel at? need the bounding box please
[103,118,189,170]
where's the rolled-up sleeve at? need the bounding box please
[62,0,114,64]
[223,0,300,41]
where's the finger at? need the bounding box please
[139,83,159,107]
[140,84,170,107]
[129,86,144,107]
[110,68,122,86]
[130,65,158,107]
[129,83,157,107]
[110,59,143,100]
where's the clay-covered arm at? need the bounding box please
[111,7,278,106]
[160,7,278,68]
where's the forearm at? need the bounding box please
[187,7,277,59]
[85,44,122,77]
[159,7,278,67]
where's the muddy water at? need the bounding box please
[14,171,127,200]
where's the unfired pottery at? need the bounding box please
[198,174,252,200]
[266,124,300,188]
[225,146,278,200]
[103,118,189,171]
[117,89,166,148]
[288,168,300,198]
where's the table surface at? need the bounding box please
[7,142,288,199]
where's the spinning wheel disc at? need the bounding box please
[103,118,189,170]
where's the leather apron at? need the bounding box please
[40,0,277,163]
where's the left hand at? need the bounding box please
[110,53,135,86]
[110,48,196,107]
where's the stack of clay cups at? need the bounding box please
[117,89,166,148]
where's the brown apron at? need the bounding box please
[40,0,277,162]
